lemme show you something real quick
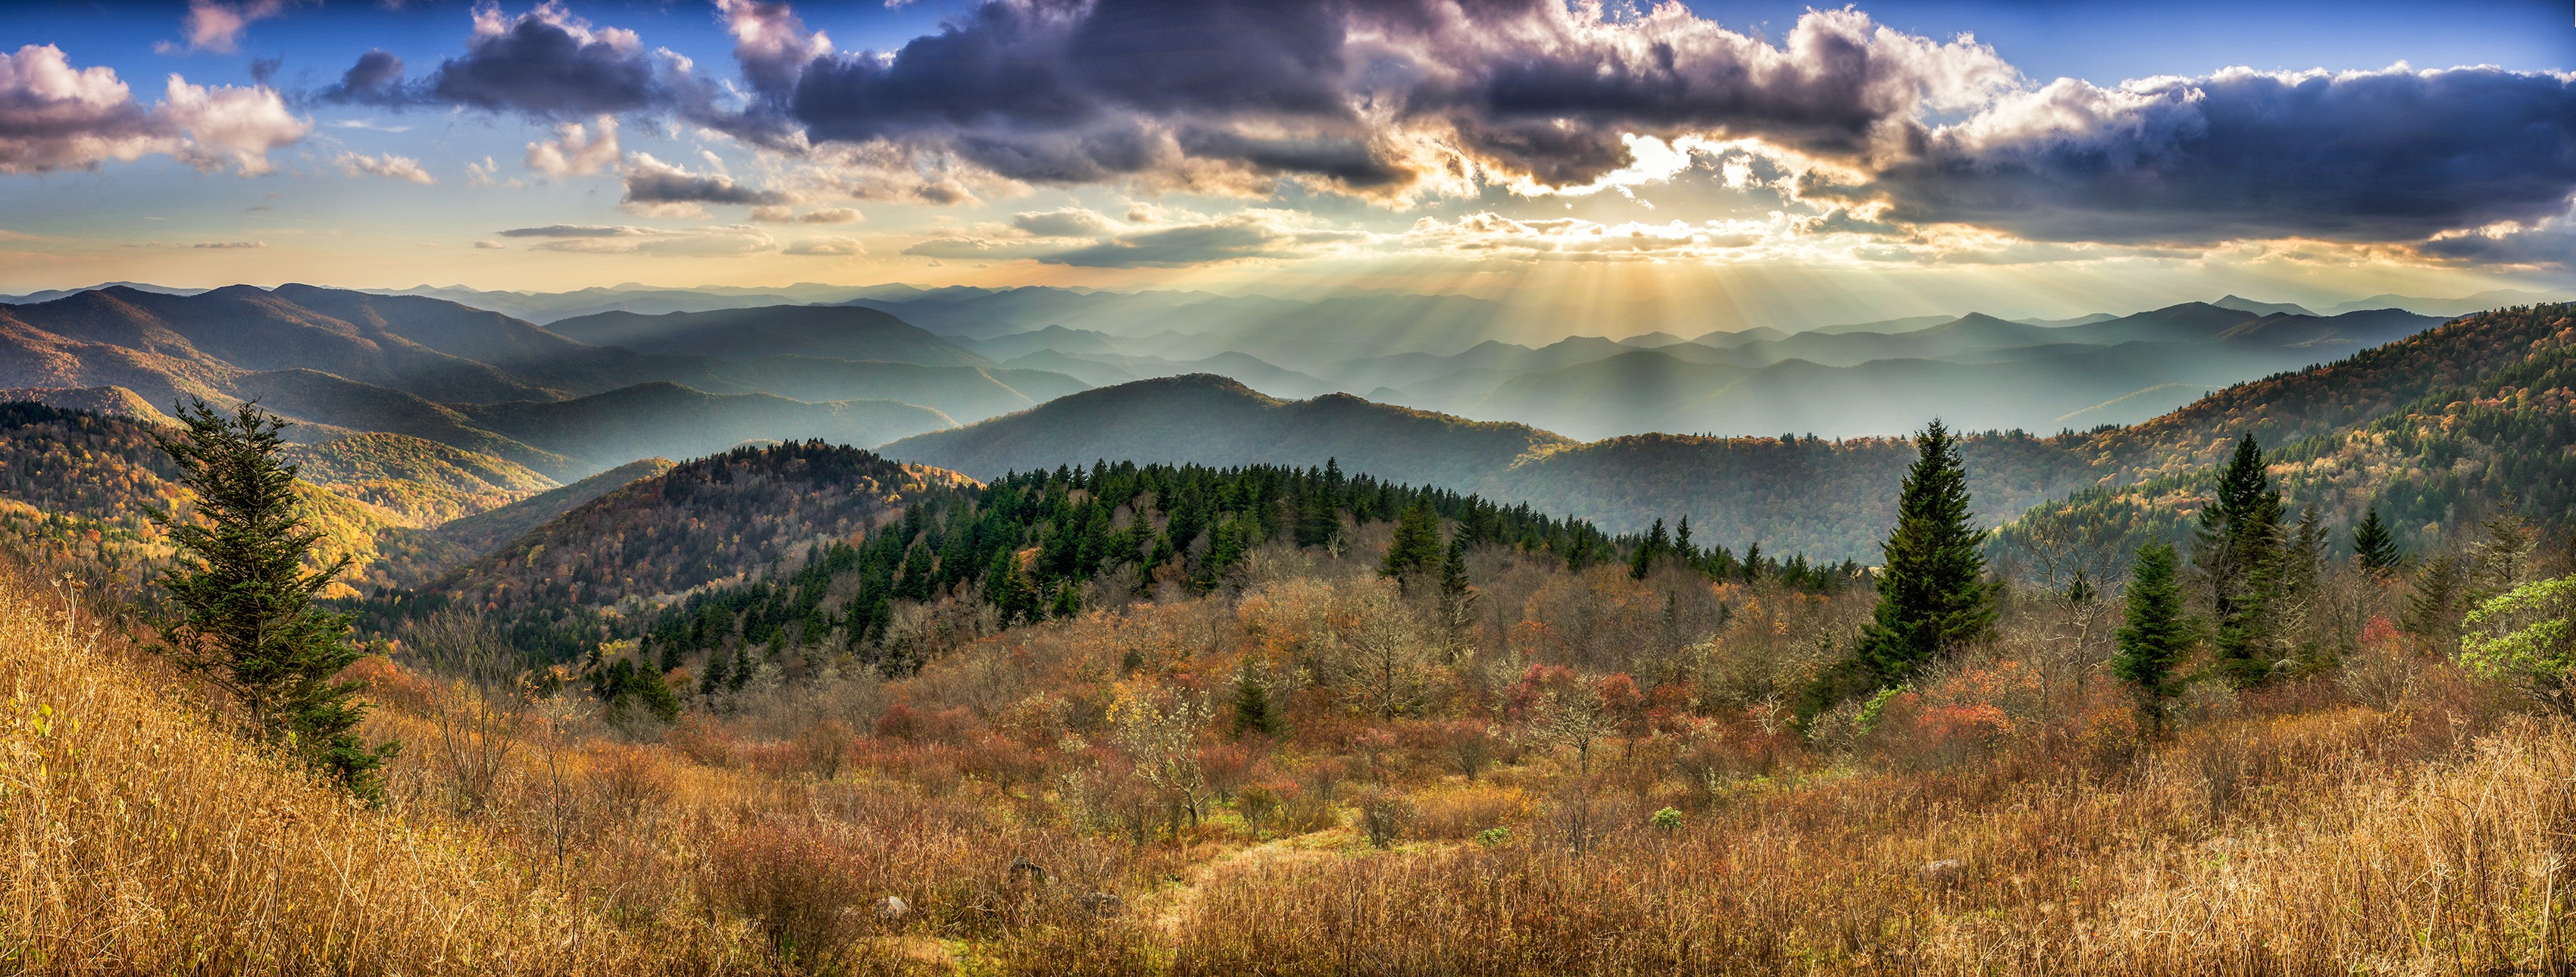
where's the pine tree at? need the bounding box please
[150,399,399,803]
[1230,671,1282,738]
[2352,507,2402,575]
[2402,553,2469,653]
[1193,515,1247,593]
[1630,518,1670,580]
[1381,500,1444,586]
[1440,533,1471,601]
[2112,543,2193,738]
[2196,434,2286,686]
[986,548,1041,623]
[1809,420,1994,718]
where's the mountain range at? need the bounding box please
[0,283,1088,481]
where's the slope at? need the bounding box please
[456,382,954,468]
[546,305,989,367]
[878,374,1574,493]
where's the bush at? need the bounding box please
[1354,788,1417,848]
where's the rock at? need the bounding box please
[1008,856,1049,885]
[1917,860,1966,887]
[874,895,910,921]
[1077,891,1123,916]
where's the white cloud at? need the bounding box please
[494,222,777,256]
[524,114,620,177]
[173,0,287,55]
[783,235,863,256]
[336,151,436,184]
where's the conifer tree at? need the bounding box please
[151,399,398,803]
[2402,553,2469,653]
[1230,671,1283,738]
[2196,434,2286,686]
[986,548,1041,622]
[1850,419,1995,684]
[1630,518,1670,580]
[2112,543,2192,738]
[1193,515,1248,593]
[1382,500,1444,586]
[2352,507,2402,575]
[1440,533,1471,601]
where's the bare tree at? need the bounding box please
[1108,684,1213,828]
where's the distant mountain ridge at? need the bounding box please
[0,283,1097,481]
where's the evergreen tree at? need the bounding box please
[1440,532,1471,601]
[2196,434,2287,687]
[2112,543,2193,738]
[1381,500,1444,586]
[1295,484,1341,549]
[1630,518,1670,580]
[150,399,398,803]
[894,541,936,601]
[1193,515,1248,593]
[1805,420,1994,720]
[986,549,1042,623]
[1230,671,1283,738]
[699,647,733,698]
[2352,507,2402,575]
[2402,553,2469,653]
[2065,568,2096,606]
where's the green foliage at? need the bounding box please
[2352,507,2402,575]
[2458,575,2576,713]
[1650,806,1684,831]
[1840,420,1996,702]
[2402,553,2471,653]
[1381,500,1446,584]
[1229,672,1283,739]
[2112,543,2193,737]
[150,400,397,803]
[586,650,682,724]
[2196,434,2288,687]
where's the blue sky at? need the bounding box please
[5,0,2574,327]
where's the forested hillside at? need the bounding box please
[389,443,980,655]
[1994,304,2576,572]
[881,374,1575,493]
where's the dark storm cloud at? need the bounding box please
[780,1,2011,193]
[1859,66,2576,245]
[317,49,410,106]
[620,155,790,206]
[292,0,2576,256]
[427,4,663,119]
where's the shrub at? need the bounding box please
[1354,788,1417,848]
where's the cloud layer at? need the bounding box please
[0,44,306,175]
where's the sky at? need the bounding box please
[4,0,2576,329]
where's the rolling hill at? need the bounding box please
[428,441,980,622]
[454,382,952,470]
[546,305,990,367]
[880,374,1574,493]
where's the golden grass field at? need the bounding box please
[4,550,2572,975]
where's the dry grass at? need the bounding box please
[11,543,2576,974]
[0,568,735,975]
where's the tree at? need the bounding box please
[2458,574,2576,715]
[1848,420,1995,689]
[2403,553,2470,652]
[1380,500,1444,586]
[1229,670,1283,738]
[2352,507,2402,575]
[2112,543,2193,738]
[2196,434,2287,686]
[1630,518,1670,580]
[150,399,398,803]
